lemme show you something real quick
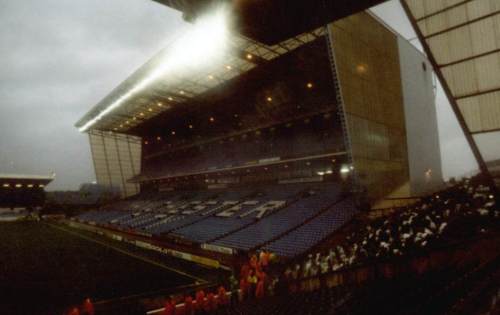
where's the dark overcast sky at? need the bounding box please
[0,0,187,190]
[0,0,480,191]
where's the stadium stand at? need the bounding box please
[75,182,353,257]
[0,174,53,209]
[137,177,498,315]
[142,115,344,179]
[70,175,499,315]
[69,1,500,313]
[262,198,357,258]
[211,183,344,251]
[284,177,499,278]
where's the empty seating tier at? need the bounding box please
[211,184,342,251]
[263,198,357,257]
[74,182,356,258]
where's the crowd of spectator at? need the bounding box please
[161,285,230,315]
[236,250,281,300]
[66,298,94,315]
[154,178,498,315]
[159,250,281,315]
[283,178,499,283]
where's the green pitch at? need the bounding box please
[0,221,194,315]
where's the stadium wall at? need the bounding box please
[328,12,442,204]
[398,36,443,195]
[329,12,410,203]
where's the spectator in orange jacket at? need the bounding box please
[250,254,258,270]
[68,307,80,315]
[163,298,175,315]
[240,263,250,280]
[195,290,205,313]
[255,271,267,299]
[207,292,217,312]
[83,298,94,315]
[255,279,265,299]
[217,286,228,305]
[184,295,194,315]
[247,269,258,299]
[259,250,269,269]
[239,277,247,301]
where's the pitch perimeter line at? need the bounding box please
[48,223,207,283]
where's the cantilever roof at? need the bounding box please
[404,0,500,136]
[403,0,500,180]
[75,28,326,134]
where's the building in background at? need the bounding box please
[0,174,54,209]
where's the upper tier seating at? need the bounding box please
[143,115,344,179]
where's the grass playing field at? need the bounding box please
[0,221,196,315]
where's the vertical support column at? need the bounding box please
[324,26,359,192]
[100,131,113,189]
[126,135,140,194]
[400,0,497,193]
[113,133,128,197]
[88,132,99,185]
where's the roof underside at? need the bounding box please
[403,0,500,173]
[76,28,327,134]
[152,0,387,44]
[405,0,500,135]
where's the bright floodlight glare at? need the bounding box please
[340,165,351,174]
[79,6,231,132]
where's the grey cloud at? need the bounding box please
[0,0,185,190]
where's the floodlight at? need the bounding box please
[79,6,231,132]
[340,166,350,174]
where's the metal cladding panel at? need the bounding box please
[89,136,111,187]
[89,131,141,197]
[459,90,500,132]
[405,0,473,19]
[404,0,500,176]
[328,12,410,202]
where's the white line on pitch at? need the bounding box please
[48,223,207,283]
